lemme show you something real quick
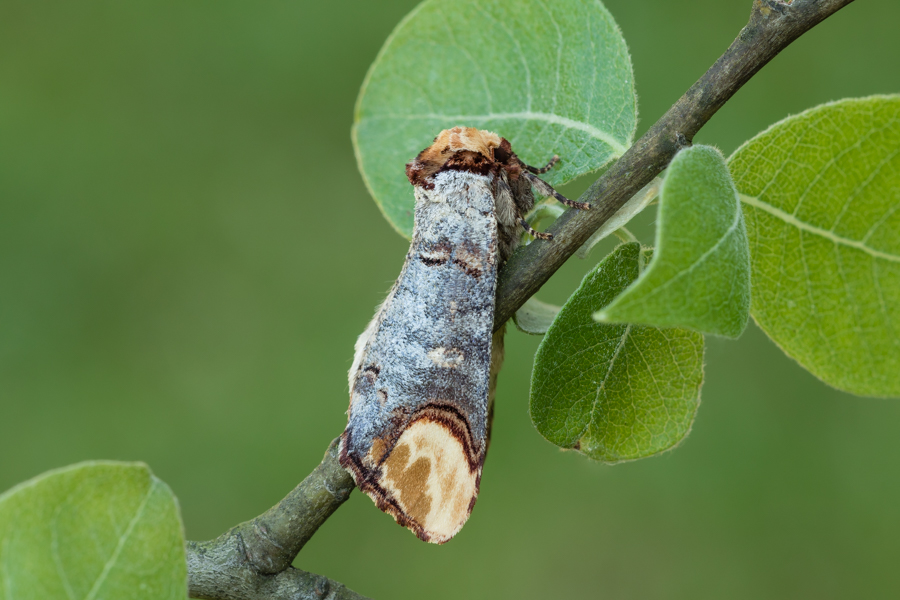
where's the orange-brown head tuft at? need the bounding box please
[406,127,506,188]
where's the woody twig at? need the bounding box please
[186,440,368,600]
[494,0,857,329]
[186,1,857,598]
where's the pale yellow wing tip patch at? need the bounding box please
[378,418,480,544]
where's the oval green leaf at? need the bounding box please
[354,0,637,237]
[0,462,187,600]
[530,243,704,463]
[595,146,751,338]
[729,95,900,398]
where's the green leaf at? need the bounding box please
[729,95,900,398]
[595,146,751,338]
[530,243,704,463]
[354,0,637,237]
[513,297,561,335]
[0,462,187,600]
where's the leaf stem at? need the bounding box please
[612,227,639,245]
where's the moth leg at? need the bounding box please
[498,177,552,240]
[524,155,559,174]
[518,215,553,240]
[524,171,591,211]
[494,176,519,231]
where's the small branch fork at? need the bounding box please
[187,440,367,600]
[187,1,856,598]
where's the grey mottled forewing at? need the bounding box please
[342,170,498,543]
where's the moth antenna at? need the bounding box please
[524,171,591,211]
[524,155,559,174]
[519,216,553,240]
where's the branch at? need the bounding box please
[187,439,368,600]
[188,2,856,598]
[494,0,856,329]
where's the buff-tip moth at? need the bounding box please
[340,127,588,543]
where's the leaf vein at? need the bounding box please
[862,197,900,244]
[51,495,78,600]
[469,4,533,112]
[83,481,157,600]
[604,202,743,310]
[830,141,900,232]
[438,10,494,112]
[367,112,627,154]
[580,324,632,443]
[739,194,900,263]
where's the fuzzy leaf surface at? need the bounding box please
[596,146,750,338]
[354,0,636,237]
[530,243,704,462]
[0,462,187,600]
[729,96,900,397]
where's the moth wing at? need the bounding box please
[341,170,498,543]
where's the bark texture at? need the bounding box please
[187,440,368,600]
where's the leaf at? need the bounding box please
[0,462,187,600]
[354,0,637,237]
[576,177,660,259]
[530,243,704,463]
[513,297,561,335]
[728,95,900,398]
[595,146,751,338]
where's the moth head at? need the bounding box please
[436,126,501,158]
[406,126,504,187]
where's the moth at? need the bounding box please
[340,127,587,543]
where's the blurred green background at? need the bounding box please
[2,1,899,598]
